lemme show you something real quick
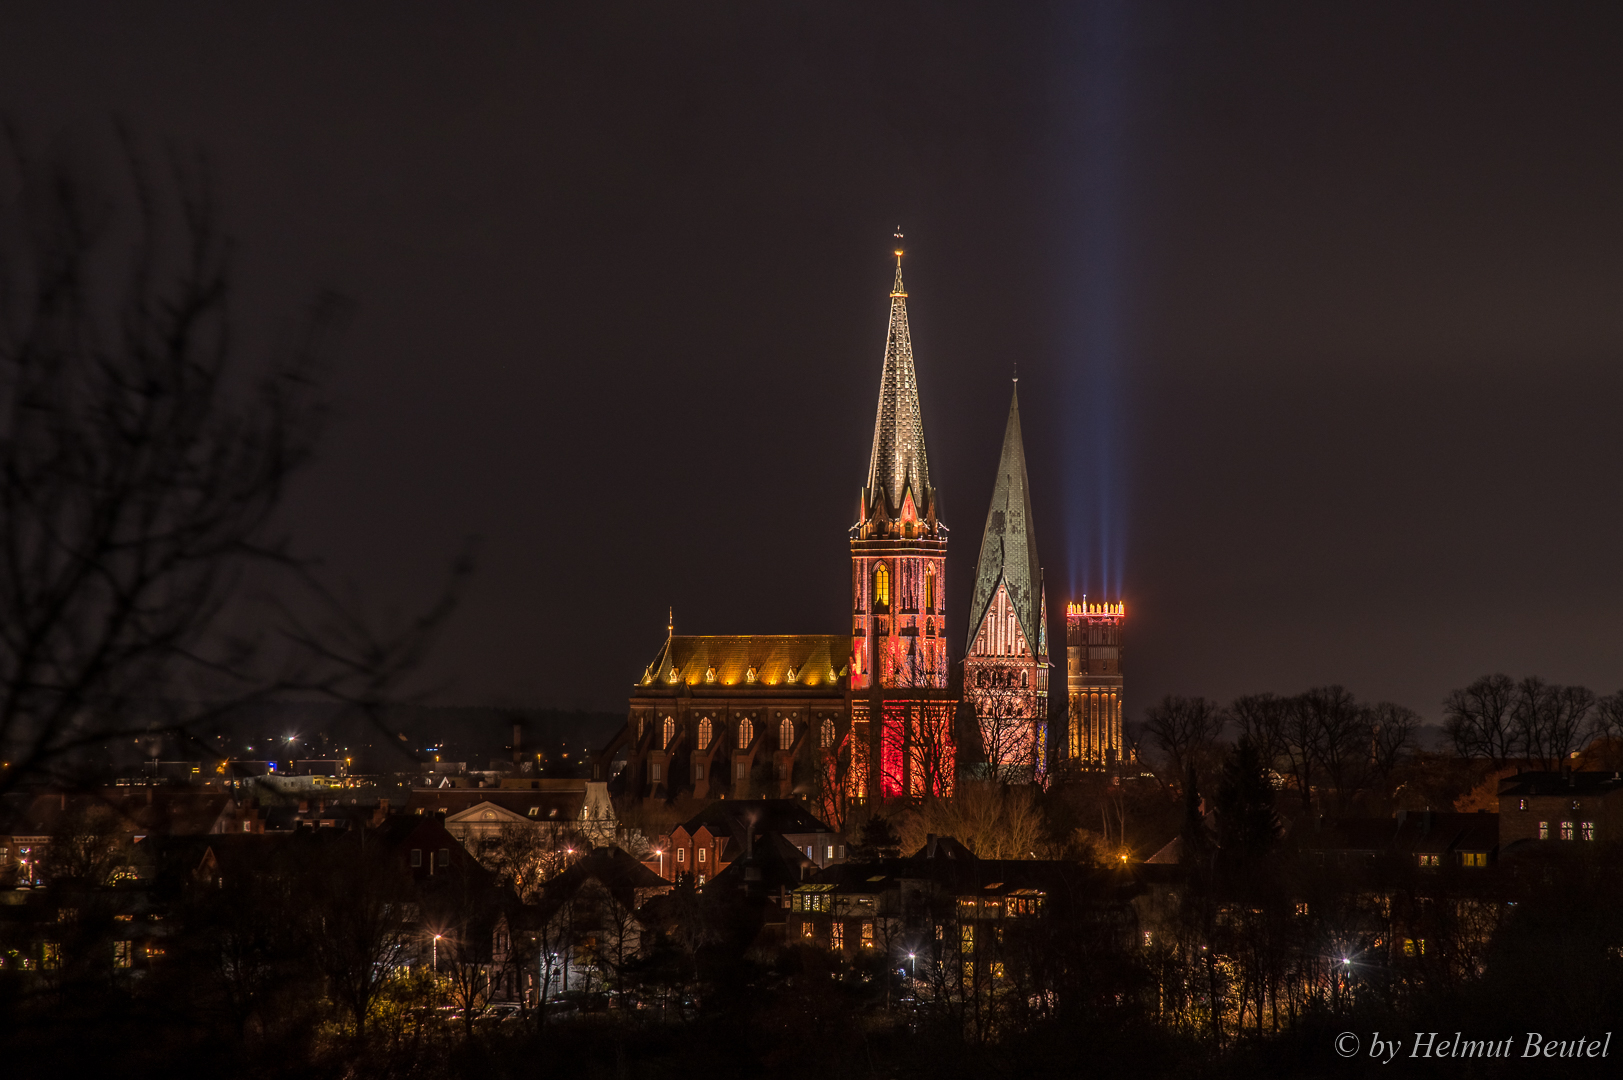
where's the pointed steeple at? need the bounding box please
[862,250,934,523]
[967,380,1044,654]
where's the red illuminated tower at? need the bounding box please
[964,380,1048,783]
[848,247,955,800]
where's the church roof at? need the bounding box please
[966,382,1045,655]
[637,634,851,692]
[863,260,935,520]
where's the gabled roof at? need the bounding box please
[444,800,533,825]
[677,799,836,841]
[862,261,935,521]
[967,381,1044,656]
[637,635,850,692]
[1498,770,1623,798]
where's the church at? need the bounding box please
[599,249,1123,816]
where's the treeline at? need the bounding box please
[1137,674,1623,813]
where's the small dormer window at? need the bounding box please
[667,666,680,684]
[745,666,758,684]
[786,666,798,683]
[705,666,717,683]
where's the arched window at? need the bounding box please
[738,717,754,748]
[1020,670,1028,689]
[697,717,712,750]
[872,563,890,609]
[925,568,935,612]
[779,716,794,749]
[820,719,835,749]
[662,716,675,749]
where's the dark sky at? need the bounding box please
[6,3,1623,719]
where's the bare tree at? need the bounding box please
[1513,679,1595,771]
[0,131,466,794]
[1297,686,1367,812]
[906,781,1045,860]
[1226,693,1290,773]
[1141,695,1225,781]
[1443,674,1519,766]
[966,672,1042,785]
[1366,701,1421,783]
[300,835,415,1038]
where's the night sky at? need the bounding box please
[7,4,1623,720]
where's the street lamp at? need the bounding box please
[433,933,443,971]
[908,952,916,982]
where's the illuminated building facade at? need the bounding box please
[1066,600,1124,767]
[611,632,851,805]
[848,253,955,799]
[963,382,1048,782]
[605,250,956,807]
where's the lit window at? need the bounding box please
[1418,854,1439,867]
[801,922,814,939]
[42,943,60,970]
[698,718,712,750]
[780,717,794,750]
[1561,821,1575,841]
[1538,821,1549,840]
[1143,931,1153,947]
[826,845,834,860]
[113,941,131,969]
[662,716,675,748]
[873,564,890,609]
[738,718,754,748]
[991,961,1005,980]
[1295,902,1309,917]
[676,847,685,863]
[1518,798,1527,811]
[1582,821,1595,841]
[698,847,706,864]
[861,922,874,949]
[961,925,974,953]
[831,922,844,949]
[820,719,835,749]
[1462,852,1486,867]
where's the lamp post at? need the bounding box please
[433,933,443,972]
[656,847,666,879]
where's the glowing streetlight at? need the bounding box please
[433,933,443,971]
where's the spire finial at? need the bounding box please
[667,607,673,637]
[893,227,904,267]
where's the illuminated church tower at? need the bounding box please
[848,247,956,799]
[1066,599,1124,767]
[964,381,1048,782]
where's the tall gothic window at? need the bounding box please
[872,563,890,609]
[697,717,712,750]
[779,716,794,750]
[738,717,754,748]
[820,718,835,749]
[662,716,675,749]
[925,568,935,612]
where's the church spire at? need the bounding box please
[861,242,934,526]
[967,380,1044,655]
